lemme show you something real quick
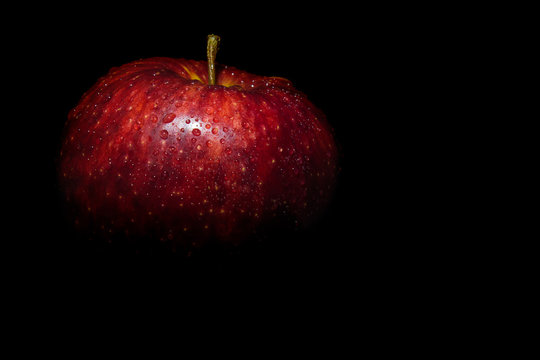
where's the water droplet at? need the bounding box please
[242,122,249,129]
[220,138,225,144]
[212,127,219,134]
[223,127,229,132]
[186,119,191,124]
[196,144,202,151]
[163,113,176,123]
[150,114,158,123]
[225,147,232,155]
[205,123,211,129]
[205,107,213,115]
[206,140,212,147]
[180,128,185,132]
[192,129,201,136]
[191,138,197,144]
[160,130,169,139]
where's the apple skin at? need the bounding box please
[59,57,338,251]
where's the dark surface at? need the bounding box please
[7,6,488,354]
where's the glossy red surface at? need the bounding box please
[59,57,338,247]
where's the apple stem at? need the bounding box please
[207,34,221,85]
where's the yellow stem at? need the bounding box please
[207,34,220,85]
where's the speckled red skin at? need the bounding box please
[59,57,338,250]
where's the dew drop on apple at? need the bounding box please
[186,119,191,124]
[206,140,212,147]
[192,129,201,136]
[160,130,169,139]
[163,113,176,123]
[150,114,158,123]
[212,127,218,134]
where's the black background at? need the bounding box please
[20,5,452,293]
[6,4,503,351]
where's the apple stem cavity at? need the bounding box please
[207,34,221,86]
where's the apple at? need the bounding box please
[59,35,338,254]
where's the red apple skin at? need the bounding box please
[59,57,338,251]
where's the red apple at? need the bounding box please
[59,35,338,253]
